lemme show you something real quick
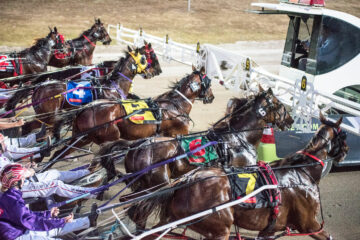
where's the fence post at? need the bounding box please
[188,0,191,12]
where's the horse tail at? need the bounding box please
[5,85,35,111]
[53,113,75,141]
[127,187,175,228]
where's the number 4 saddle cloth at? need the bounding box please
[66,80,93,106]
[223,162,281,209]
[121,99,162,125]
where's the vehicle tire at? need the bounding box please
[321,160,333,178]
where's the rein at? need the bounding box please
[83,35,96,47]
[297,151,325,167]
[174,89,193,106]
[48,141,218,209]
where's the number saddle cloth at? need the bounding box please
[223,163,280,209]
[65,67,104,106]
[0,53,23,76]
[121,99,162,125]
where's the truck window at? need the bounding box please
[334,85,360,104]
[316,16,360,75]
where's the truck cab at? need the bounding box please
[251,0,360,176]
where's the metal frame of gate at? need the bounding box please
[107,24,360,136]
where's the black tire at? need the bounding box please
[321,160,333,178]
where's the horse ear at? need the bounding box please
[148,43,152,48]
[144,40,148,45]
[48,26,52,32]
[98,18,101,24]
[319,111,326,123]
[192,65,196,72]
[258,84,265,92]
[335,116,343,127]
[135,48,139,55]
[54,27,58,33]
[127,45,133,52]
[267,87,273,95]
[200,66,206,74]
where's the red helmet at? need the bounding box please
[0,163,27,189]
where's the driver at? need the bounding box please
[317,20,340,69]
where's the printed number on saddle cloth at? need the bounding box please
[73,85,86,99]
[0,56,11,71]
[66,81,93,106]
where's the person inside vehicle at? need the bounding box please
[316,19,340,70]
[0,163,98,240]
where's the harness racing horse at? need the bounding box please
[48,18,111,68]
[130,113,348,240]
[0,27,61,80]
[48,66,214,164]
[115,87,292,212]
[5,46,158,135]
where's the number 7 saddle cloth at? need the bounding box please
[223,162,280,209]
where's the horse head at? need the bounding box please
[45,26,59,49]
[91,18,112,45]
[257,86,294,130]
[176,66,214,104]
[140,40,162,77]
[306,112,349,163]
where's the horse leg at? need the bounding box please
[21,120,43,135]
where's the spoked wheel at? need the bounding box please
[321,160,333,178]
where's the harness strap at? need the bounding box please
[298,151,325,167]
[83,35,96,47]
[117,72,133,83]
[174,89,193,106]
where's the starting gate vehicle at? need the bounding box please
[250,0,360,176]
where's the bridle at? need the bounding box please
[308,126,347,158]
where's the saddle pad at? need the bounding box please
[66,81,93,106]
[122,100,160,124]
[0,55,14,72]
[181,136,218,165]
[224,166,278,209]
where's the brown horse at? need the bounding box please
[0,27,61,80]
[130,113,348,240]
[49,66,214,163]
[48,18,111,68]
[6,45,160,135]
[113,87,292,209]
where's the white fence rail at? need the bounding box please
[107,24,360,136]
[108,24,199,66]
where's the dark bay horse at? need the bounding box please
[131,114,348,240]
[49,66,214,162]
[0,28,60,80]
[5,46,158,134]
[114,87,292,210]
[48,18,111,68]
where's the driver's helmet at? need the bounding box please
[0,163,27,189]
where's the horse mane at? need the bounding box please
[21,37,49,53]
[156,74,192,100]
[79,25,94,37]
[107,50,131,80]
